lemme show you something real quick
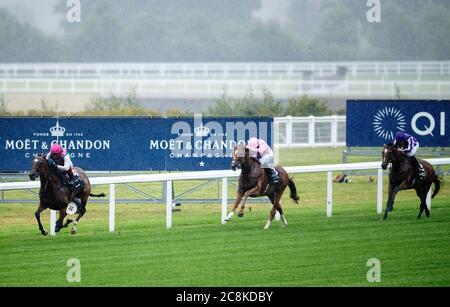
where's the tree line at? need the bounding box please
[0,91,341,117]
[0,0,449,62]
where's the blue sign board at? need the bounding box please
[346,100,450,147]
[0,116,273,172]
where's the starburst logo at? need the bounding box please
[373,107,407,141]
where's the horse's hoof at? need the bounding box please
[388,207,393,212]
[55,227,61,233]
[237,212,244,218]
[426,212,430,218]
[42,230,48,236]
[71,227,77,235]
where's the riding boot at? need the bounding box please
[409,156,425,182]
[264,168,280,186]
[73,198,82,213]
[70,170,84,191]
[60,173,71,187]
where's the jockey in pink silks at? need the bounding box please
[45,143,82,191]
[246,137,280,186]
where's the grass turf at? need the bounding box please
[0,147,449,286]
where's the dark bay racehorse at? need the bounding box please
[225,144,300,229]
[381,144,442,220]
[29,155,105,235]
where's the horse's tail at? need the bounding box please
[431,176,442,199]
[287,178,300,205]
[89,193,106,198]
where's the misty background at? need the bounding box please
[1,0,449,62]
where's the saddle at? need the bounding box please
[408,156,425,185]
[70,172,84,191]
[263,168,280,193]
[49,160,84,191]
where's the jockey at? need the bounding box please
[393,131,425,181]
[246,137,280,186]
[46,143,82,191]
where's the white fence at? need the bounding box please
[2,78,450,99]
[1,158,449,235]
[275,116,346,148]
[1,62,450,79]
[1,62,450,99]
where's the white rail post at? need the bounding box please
[327,171,333,217]
[286,116,293,148]
[426,188,432,210]
[221,178,228,224]
[377,169,383,214]
[331,115,338,147]
[109,184,115,232]
[166,180,173,229]
[50,210,56,236]
[309,116,315,147]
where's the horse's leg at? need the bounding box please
[277,204,288,226]
[63,218,73,228]
[264,205,278,230]
[238,185,262,218]
[268,193,287,226]
[71,196,88,235]
[55,209,67,233]
[264,191,280,230]
[62,204,73,228]
[35,204,48,236]
[416,184,431,219]
[225,190,244,222]
[383,184,400,221]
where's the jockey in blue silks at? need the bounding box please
[393,131,425,180]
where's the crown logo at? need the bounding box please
[194,123,210,137]
[50,120,66,137]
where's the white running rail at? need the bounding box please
[1,158,449,235]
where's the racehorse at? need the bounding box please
[225,144,300,229]
[29,155,105,235]
[381,143,442,220]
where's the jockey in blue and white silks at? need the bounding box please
[394,131,419,157]
[393,131,425,180]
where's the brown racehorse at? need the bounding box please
[224,144,300,229]
[28,155,105,235]
[381,143,442,220]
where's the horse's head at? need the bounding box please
[231,143,248,171]
[381,143,401,170]
[29,155,48,181]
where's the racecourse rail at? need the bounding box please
[2,62,450,99]
[1,158,449,236]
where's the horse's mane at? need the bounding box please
[386,143,399,149]
[251,157,261,165]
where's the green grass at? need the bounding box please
[0,147,449,286]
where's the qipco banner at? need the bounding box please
[346,100,449,147]
[0,116,273,172]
